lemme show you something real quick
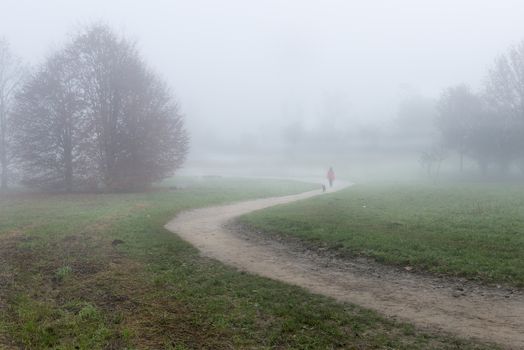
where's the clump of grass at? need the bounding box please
[5,296,113,348]
[78,303,99,320]
[54,265,73,283]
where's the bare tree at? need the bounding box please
[70,24,189,191]
[0,38,25,190]
[419,145,447,180]
[11,24,188,192]
[484,40,524,174]
[434,41,524,177]
[436,85,481,172]
[11,51,90,191]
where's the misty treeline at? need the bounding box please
[280,93,435,155]
[429,41,524,178]
[277,40,524,179]
[0,24,188,192]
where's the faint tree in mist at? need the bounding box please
[395,94,436,151]
[11,24,189,192]
[436,85,480,172]
[396,95,435,133]
[484,40,524,174]
[0,38,26,190]
[11,51,90,191]
[419,145,447,180]
[433,40,524,177]
[435,85,508,176]
[70,25,189,191]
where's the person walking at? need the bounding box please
[327,167,335,188]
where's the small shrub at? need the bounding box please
[78,304,99,321]
[54,265,72,282]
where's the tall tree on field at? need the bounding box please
[11,24,188,191]
[436,85,481,172]
[69,25,189,190]
[0,38,25,190]
[11,52,90,191]
[484,40,524,173]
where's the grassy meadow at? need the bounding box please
[240,182,524,287]
[0,178,497,349]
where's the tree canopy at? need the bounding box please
[436,40,524,176]
[11,24,188,191]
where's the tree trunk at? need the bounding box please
[64,151,73,192]
[64,122,73,192]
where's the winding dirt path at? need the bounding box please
[165,183,524,349]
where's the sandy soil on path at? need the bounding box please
[165,182,524,349]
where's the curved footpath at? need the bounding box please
[165,182,524,349]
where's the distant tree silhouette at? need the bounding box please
[436,85,481,172]
[0,38,25,190]
[435,41,524,177]
[484,40,524,174]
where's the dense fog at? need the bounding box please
[2,0,524,186]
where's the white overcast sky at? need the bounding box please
[2,0,524,153]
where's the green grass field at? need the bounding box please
[240,182,524,288]
[0,178,496,349]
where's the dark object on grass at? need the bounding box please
[111,239,125,246]
[321,184,326,192]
